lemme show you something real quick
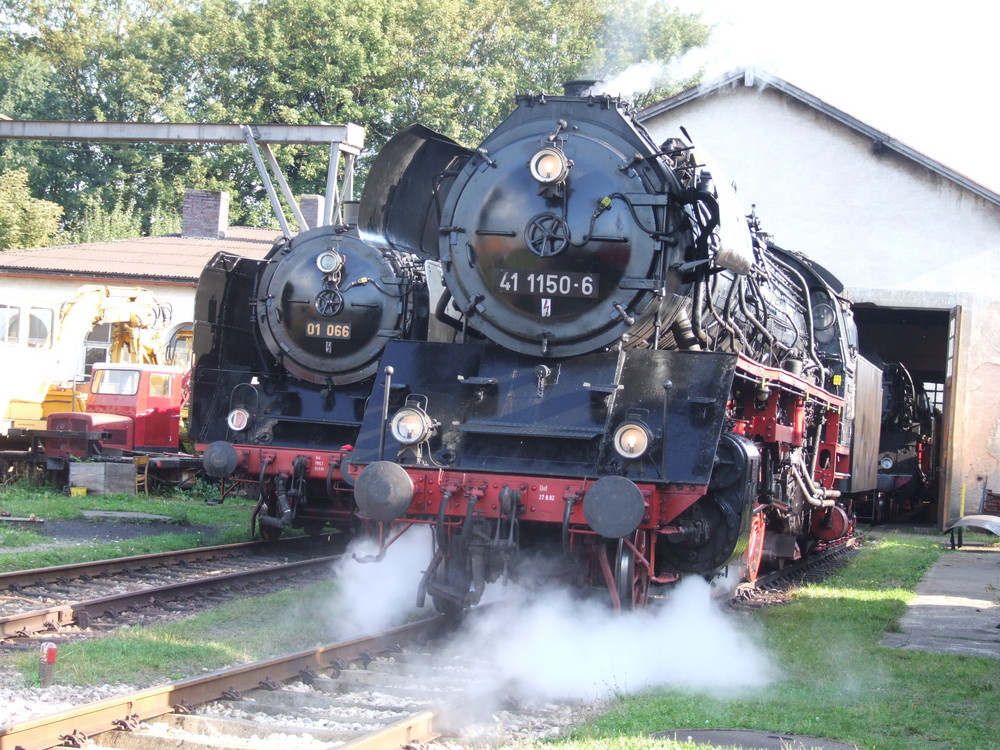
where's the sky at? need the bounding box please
[663,0,1000,194]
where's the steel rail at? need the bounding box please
[0,615,448,750]
[0,536,335,590]
[738,537,859,595]
[1,555,341,638]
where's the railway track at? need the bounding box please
[735,537,861,603]
[0,537,344,642]
[0,611,587,750]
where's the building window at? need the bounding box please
[166,326,194,370]
[28,308,53,349]
[0,305,53,349]
[0,304,20,344]
[923,381,945,412]
[85,323,113,375]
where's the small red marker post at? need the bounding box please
[39,641,57,687]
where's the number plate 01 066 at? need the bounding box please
[305,321,352,339]
[496,270,598,298]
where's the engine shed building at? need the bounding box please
[639,68,1000,528]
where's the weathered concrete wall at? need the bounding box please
[642,84,1000,520]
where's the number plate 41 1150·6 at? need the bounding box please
[496,270,599,298]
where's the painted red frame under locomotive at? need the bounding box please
[346,353,853,609]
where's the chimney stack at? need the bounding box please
[299,194,325,230]
[182,189,229,238]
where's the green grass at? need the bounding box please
[0,526,46,548]
[561,533,1000,750]
[0,480,261,571]
[14,579,342,686]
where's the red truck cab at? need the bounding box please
[45,363,186,457]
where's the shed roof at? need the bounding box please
[0,227,280,285]
[639,68,1000,208]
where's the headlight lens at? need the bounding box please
[390,407,434,445]
[226,408,251,432]
[529,148,569,184]
[812,301,837,343]
[613,421,652,459]
[879,456,894,471]
[316,250,343,274]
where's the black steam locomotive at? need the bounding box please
[345,85,882,611]
[189,225,427,538]
[866,361,938,522]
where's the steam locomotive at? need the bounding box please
[343,84,882,611]
[864,361,938,522]
[189,225,427,538]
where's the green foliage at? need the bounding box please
[0,0,710,232]
[0,168,64,249]
[65,193,145,243]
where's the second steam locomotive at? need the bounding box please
[340,84,881,611]
[189,225,427,538]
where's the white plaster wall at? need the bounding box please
[644,86,1000,519]
[0,276,195,376]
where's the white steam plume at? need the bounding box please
[325,525,432,639]
[448,575,775,701]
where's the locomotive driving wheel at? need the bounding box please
[743,510,765,583]
[614,529,650,610]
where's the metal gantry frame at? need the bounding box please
[0,120,365,237]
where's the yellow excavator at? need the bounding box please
[0,285,175,448]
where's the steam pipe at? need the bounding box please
[791,453,839,508]
[768,254,828,384]
[378,366,393,461]
[690,278,711,348]
[260,474,294,528]
[436,488,455,548]
[737,276,778,350]
[434,288,463,331]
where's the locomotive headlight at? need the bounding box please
[880,456,894,471]
[316,250,343,275]
[226,408,251,432]
[529,147,569,184]
[612,421,653,459]
[390,406,436,445]
[812,301,837,343]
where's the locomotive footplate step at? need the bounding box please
[652,729,857,749]
[882,545,1000,659]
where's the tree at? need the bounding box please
[0,0,710,232]
[0,168,64,249]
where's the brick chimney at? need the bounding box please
[182,189,229,238]
[299,194,325,230]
